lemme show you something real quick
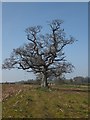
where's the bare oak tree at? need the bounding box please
[2,19,76,87]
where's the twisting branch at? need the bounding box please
[2,19,76,87]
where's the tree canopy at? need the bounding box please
[2,19,76,87]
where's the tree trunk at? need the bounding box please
[41,73,48,87]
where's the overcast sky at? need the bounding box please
[2,2,88,82]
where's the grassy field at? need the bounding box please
[2,84,89,118]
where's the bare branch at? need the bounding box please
[2,19,76,87]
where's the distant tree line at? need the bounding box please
[3,76,90,85]
[69,76,89,85]
[35,75,90,85]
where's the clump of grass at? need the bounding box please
[27,96,33,102]
[36,87,50,92]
